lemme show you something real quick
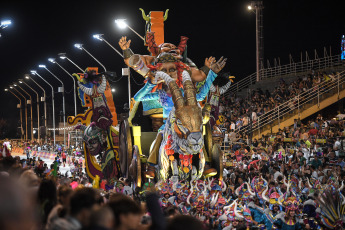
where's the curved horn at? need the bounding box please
[307,178,312,188]
[234,201,244,219]
[191,180,199,192]
[262,184,270,203]
[210,193,219,207]
[339,181,344,192]
[96,76,107,94]
[235,183,243,196]
[221,180,227,193]
[246,182,255,196]
[187,184,194,205]
[77,81,93,96]
[155,71,184,109]
[182,71,197,106]
[74,124,87,132]
[207,178,213,191]
[278,192,284,206]
[340,192,345,205]
[139,8,149,21]
[168,80,184,109]
[224,200,236,210]
[203,181,207,198]
[163,9,169,21]
[283,176,289,187]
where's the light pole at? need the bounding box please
[10,85,27,141]
[25,74,47,144]
[39,65,66,147]
[93,34,123,58]
[19,79,40,144]
[31,70,56,146]
[74,43,107,72]
[93,34,131,108]
[49,58,77,116]
[4,88,23,141]
[0,20,11,38]
[14,83,33,141]
[248,1,264,82]
[115,19,145,41]
[58,53,84,72]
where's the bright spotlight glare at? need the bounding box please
[30,70,37,75]
[48,58,56,63]
[0,20,11,28]
[111,88,116,92]
[38,65,46,68]
[33,130,37,134]
[115,19,127,29]
[74,43,83,50]
[25,74,30,79]
[93,34,103,41]
[4,88,8,91]
[19,81,23,83]
[248,5,252,10]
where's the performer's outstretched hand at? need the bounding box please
[119,36,131,50]
[211,56,227,73]
[204,56,216,68]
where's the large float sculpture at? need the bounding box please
[117,9,229,185]
[67,68,120,180]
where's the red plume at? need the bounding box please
[177,36,189,53]
[146,32,160,56]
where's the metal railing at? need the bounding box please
[235,70,345,136]
[226,54,343,95]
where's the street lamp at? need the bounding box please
[14,82,33,141]
[4,88,24,141]
[25,74,47,144]
[31,70,56,146]
[92,34,123,58]
[10,84,28,141]
[73,43,107,72]
[248,1,264,82]
[0,20,11,28]
[39,64,66,146]
[115,19,145,41]
[92,33,132,106]
[19,78,41,143]
[49,58,77,116]
[58,53,84,72]
[0,20,11,38]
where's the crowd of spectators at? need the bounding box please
[1,110,345,229]
[1,71,345,229]
[217,71,339,133]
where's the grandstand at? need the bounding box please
[220,49,345,142]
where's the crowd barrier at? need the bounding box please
[30,151,86,167]
[11,147,24,155]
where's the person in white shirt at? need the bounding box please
[252,111,257,122]
[251,152,262,160]
[230,122,236,131]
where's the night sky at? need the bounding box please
[0,0,344,138]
